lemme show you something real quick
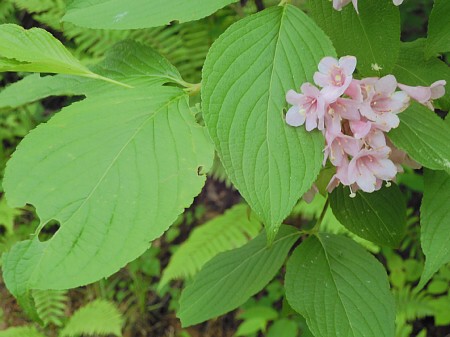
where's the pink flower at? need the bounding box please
[349,119,372,139]
[333,0,358,13]
[359,75,409,132]
[314,56,357,101]
[348,146,397,193]
[326,156,353,192]
[286,83,326,131]
[324,131,361,166]
[398,80,446,110]
[386,137,421,172]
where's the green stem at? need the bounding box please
[182,82,202,96]
[279,0,292,5]
[307,198,329,234]
[86,73,133,88]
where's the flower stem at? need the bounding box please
[306,197,329,234]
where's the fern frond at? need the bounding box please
[0,326,47,337]
[209,156,234,188]
[60,300,124,337]
[394,286,435,323]
[0,0,16,24]
[159,204,262,289]
[32,289,68,327]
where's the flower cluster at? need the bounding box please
[333,0,404,13]
[285,56,446,196]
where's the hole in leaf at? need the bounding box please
[38,219,61,242]
[197,165,206,176]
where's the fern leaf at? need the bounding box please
[60,300,124,337]
[394,286,435,323]
[33,289,68,327]
[0,326,47,337]
[159,204,262,289]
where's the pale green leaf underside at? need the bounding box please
[330,184,406,247]
[0,326,47,337]
[425,0,450,58]
[388,102,450,173]
[202,5,334,241]
[308,0,400,77]
[178,225,300,327]
[0,41,182,109]
[63,0,239,29]
[393,39,450,110]
[419,169,450,288]
[0,24,94,77]
[285,234,395,337]
[3,86,214,302]
[159,203,262,289]
[60,300,124,337]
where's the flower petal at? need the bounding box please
[376,75,397,96]
[398,83,431,103]
[318,56,339,74]
[430,80,446,99]
[286,89,302,105]
[339,56,357,75]
[286,106,305,127]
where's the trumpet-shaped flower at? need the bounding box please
[285,83,326,131]
[359,75,409,132]
[314,56,357,101]
[398,80,446,110]
[348,146,397,193]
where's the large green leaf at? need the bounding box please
[2,86,214,317]
[418,169,450,288]
[63,0,239,29]
[60,300,123,337]
[285,234,395,337]
[0,41,183,109]
[177,225,300,327]
[329,184,406,247]
[425,0,450,58]
[202,5,334,242]
[0,24,116,85]
[393,39,450,110]
[308,0,400,76]
[388,102,450,173]
[159,203,262,289]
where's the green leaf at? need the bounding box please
[60,300,123,337]
[63,0,239,29]
[0,24,118,85]
[388,102,450,173]
[0,41,183,109]
[159,204,262,289]
[235,319,266,336]
[425,0,450,58]
[418,169,450,288]
[329,184,406,247]
[393,39,450,110]
[285,233,395,337]
[202,5,334,242]
[0,326,47,337]
[2,86,214,317]
[308,0,400,76]
[267,319,298,337]
[178,225,300,327]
